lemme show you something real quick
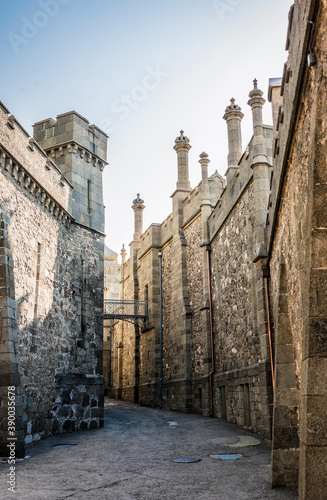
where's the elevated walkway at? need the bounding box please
[104,299,148,331]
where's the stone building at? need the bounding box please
[109,0,327,496]
[0,104,107,458]
[111,96,274,436]
[103,245,121,392]
[268,0,327,497]
[104,245,121,301]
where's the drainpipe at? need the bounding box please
[263,268,274,392]
[206,245,215,417]
[158,251,163,408]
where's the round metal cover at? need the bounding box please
[173,457,201,463]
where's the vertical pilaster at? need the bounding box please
[169,132,192,411]
[117,244,127,399]
[130,195,145,402]
[198,153,213,415]
[248,80,273,441]
[248,79,270,260]
[0,213,24,458]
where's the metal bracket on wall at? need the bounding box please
[104,299,148,332]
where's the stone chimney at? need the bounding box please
[131,194,145,242]
[199,152,211,207]
[120,244,127,265]
[173,130,191,190]
[248,79,267,162]
[223,98,244,183]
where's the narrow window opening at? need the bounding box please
[87,179,92,213]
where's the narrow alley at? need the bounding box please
[0,399,298,500]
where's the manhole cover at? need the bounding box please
[51,444,77,448]
[173,457,201,463]
[210,454,243,460]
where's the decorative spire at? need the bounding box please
[133,193,144,205]
[120,243,127,264]
[248,78,264,100]
[199,152,211,206]
[248,78,267,162]
[173,130,192,190]
[224,98,243,115]
[223,97,244,182]
[131,194,145,242]
[174,130,190,146]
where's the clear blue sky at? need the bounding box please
[0,0,293,256]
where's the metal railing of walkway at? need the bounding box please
[103,299,148,331]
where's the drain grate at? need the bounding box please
[173,457,201,463]
[210,454,243,460]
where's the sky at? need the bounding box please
[0,0,293,258]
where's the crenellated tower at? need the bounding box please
[33,111,108,233]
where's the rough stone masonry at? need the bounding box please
[108,1,327,498]
[0,104,107,457]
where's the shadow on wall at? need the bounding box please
[0,206,104,457]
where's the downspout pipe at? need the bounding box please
[206,244,215,417]
[158,251,163,408]
[263,267,274,392]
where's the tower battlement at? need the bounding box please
[33,111,108,162]
[33,111,108,232]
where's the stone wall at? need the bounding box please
[185,216,204,380]
[110,120,273,438]
[162,241,173,389]
[268,0,327,495]
[208,179,272,439]
[211,183,259,374]
[121,272,137,401]
[0,102,105,457]
[138,248,160,406]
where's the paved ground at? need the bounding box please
[0,398,298,500]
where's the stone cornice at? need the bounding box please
[0,143,73,227]
[43,141,108,171]
[27,138,74,188]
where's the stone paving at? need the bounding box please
[0,398,298,500]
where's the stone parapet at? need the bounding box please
[0,145,73,227]
[33,111,108,162]
[0,103,71,208]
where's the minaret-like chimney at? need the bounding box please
[199,152,211,207]
[248,79,267,162]
[248,79,270,260]
[199,151,212,247]
[120,244,127,265]
[120,243,126,300]
[173,130,192,190]
[131,194,145,241]
[223,98,244,183]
